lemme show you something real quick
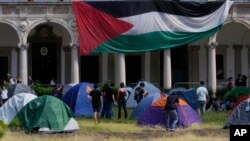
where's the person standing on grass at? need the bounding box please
[89,83,103,124]
[101,83,108,118]
[165,92,179,132]
[106,82,116,118]
[196,81,209,115]
[101,82,115,119]
[117,82,128,119]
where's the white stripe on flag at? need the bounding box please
[120,0,233,34]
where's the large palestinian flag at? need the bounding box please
[73,0,233,55]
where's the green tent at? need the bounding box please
[223,86,250,101]
[16,95,79,133]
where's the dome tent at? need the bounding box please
[16,95,79,133]
[126,81,161,109]
[7,83,36,98]
[137,95,202,128]
[62,82,94,117]
[0,93,37,124]
[224,98,250,128]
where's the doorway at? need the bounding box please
[31,43,57,84]
[80,56,99,83]
[0,57,8,85]
[126,55,141,85]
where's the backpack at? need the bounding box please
[134,87,143,101]
[118,89,127,98]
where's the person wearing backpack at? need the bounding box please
[117,82,128,119]
[134,82,148,104]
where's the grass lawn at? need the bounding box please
[1,108,231,141]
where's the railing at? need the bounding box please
[173,81,228,89]
[128,82,159,89]
[173,82,200,89]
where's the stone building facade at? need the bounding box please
[0,0,250,92]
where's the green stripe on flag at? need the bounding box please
[92,25,221,54]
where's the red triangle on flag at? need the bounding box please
[73,1,133,55]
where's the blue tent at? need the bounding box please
[125,86,137,108]
[134,81,161,94]
[224,98,250,128]
[168,87,187,95]
[62,82,94,117]
[169,88,197,110]
[130,92,162,119]
[127,81,161,109]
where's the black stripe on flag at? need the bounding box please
[87,1,225,18]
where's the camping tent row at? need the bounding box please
[0,93,79,133]
[62,81,200,127]
[1,83,201,131]
[62,81,161,117]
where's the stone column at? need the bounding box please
[70,44,79,83]
[102,53,108,83]
[241,46,248,76]
[234,45,242,76]
[11,47,18,78]
[208,41,218,95]
[226,45,235,80]
[115,53,126,86]
[18,43,29,85]
[144,52,151,82]
[61,46,65,84]
[241,45,248,87]
[163,49,172,89]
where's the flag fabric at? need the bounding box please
[73,0,233,55]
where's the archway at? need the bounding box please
[28,25,61,84]
[0,22,19,84]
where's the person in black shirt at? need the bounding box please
[89,83,103,123]
[134,82,148,104]
[235,74,241,87]
[101,82,115,119]
[117,82,128,119]
[165,92,179,132]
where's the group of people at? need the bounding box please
[227,74,248,91]
[0,73,34,106]
[212,95,235,112]
[88,80,210,132]
[88,81,148,124]
[0,73,17,105]
[235,74,248,87]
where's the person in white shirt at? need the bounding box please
[1,86,8,104]
[7,73,16,86]
[196,81,209,115]
[50,78,56,87]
